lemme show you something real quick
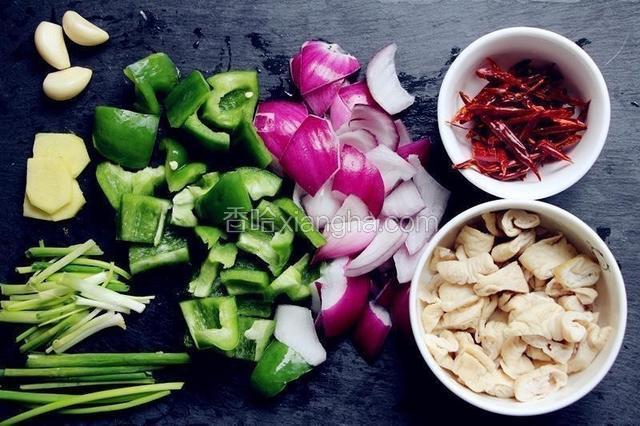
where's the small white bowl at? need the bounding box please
[409,199,626,416]
[437,27,611,200]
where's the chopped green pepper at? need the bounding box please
[182,113,230,152]
[198,172,221,190]
[179,296,239,351]
[236,296,273,318]
[236,167,282,201]
[220,269,270,295]
[255,200,288,231]
[195,171,252,228]
[232,118,272,168]
[266,254,310,301]
[188,258,220,298]
[250,340,312,397]
[201,70,259,130]
[93,107,159,169]
[162,138,207,193]
[225,317,275,362]
[209,242,238,268]
[124,52,180,95]
[236,230,280,274]
[170,187,199,227]
[165,70,211,128]
[133,81,161,115]
[274,198,326,248]
[194,226,224,249]
[117,194,171,246]
[270,227,294,275]
[129,228,190,275]
[96,162,165,209]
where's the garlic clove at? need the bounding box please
[34,22,71,70]
[43,67,93,101]
[62,11,109,46]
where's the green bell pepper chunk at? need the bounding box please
[195,226,224,249]
[165,70,211,128]
[220,269,270,295]
[133,81,161,115]
[180,296,239,351]
[188,259,220,298]
[236,167,282,201]
[266,254,310,301]
[198,172,221,190]
[129,228,190,275]
[201,70,259,130]
[93,107,159,169]
[232,118,272,169]
[251,340,312,397]
[225,317,275,362]
[274,198,326,248]
[170,187,199,227]
[96,162,165,209]
[236,296,273,318]
[237,230,281,275]
[209,242,238,268]
[118,194,171,245]
[162,138,207,193]
[254,200,288,231]
[195,171,252,228]
[124,52,180,95]
[270,227,294,274]
[182,113,230,152]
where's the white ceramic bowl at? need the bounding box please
[437,27,610,200]
[409,199,626,416]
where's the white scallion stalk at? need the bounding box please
[50,311,126,354]
[38,308,88,327]
[75,297,131,314]
[53,308,102,342]
[59,273,148,313]
[28,240,97,285]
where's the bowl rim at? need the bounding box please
[436,26,611,200]
[409,199,627,416]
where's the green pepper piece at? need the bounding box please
[198,172,221,190]
[188,235,233,297]
[209,242,238,268]
[236,167,282,201]
[162,138,207,192]
[118,194,171,245]
[182,113,230,152]
[165,70,211,128]
[225,317,275,362]
[236,296,273,318]
[195,226,224,249]
[270,227,294,275]
[232,118,272,168]
[220,269,270,295]
[170,187,199,228]
[124,52,180,95]
[93,107,159,169]
[96,162,166,209]
[179,296,239,351]
[133,81,161,115]
[131,166,166,195]
[255,200,288,231]
[237,230,279,271]
[201,70,259,130]
[128,228,190,275]
[266,254,310,300]
[287,283,311,301]
[274,198,326,248]
[251,340,312,397]
[188,258,220,298]
[195,171,252,228]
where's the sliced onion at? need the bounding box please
[366,43,415,115]
[314,218,379,262]
[254,101,308,160]
[346,219,408,277]
[292,184,306,209]
[329,81,378,130]
[375,280,400,308]
[348,105,399,150]
[302,179,341,230]
[381,180,426,218]
[391,284,411,337]
[395,119,411,145]
[397,138,432,166]
[304,78,343,115]
[274,304,326,366]
[281,115,340,196]
[338,129,377,153]
[330,194,371,222]
[298,41,360,95]
[310,282,322,315]
[366,145,416,193]
[353,302,392,362]
[393,244,427,284]
[332,145,385,216]
[290,53,301,88]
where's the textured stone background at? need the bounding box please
[0,0,638,424]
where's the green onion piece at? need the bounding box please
[26,352,191,368]
[0,390,70,405]
[0,284,35,296]
[0,311,41,324]
[25,244,104,258]
[37,308,88,327]
[28,240,97,285]
[70,259,131,280]
[0,365,158,378]
[20,378,155,390]
[55,372,152,382]
[20,313,84,353]
[0,382,183,424]
[15,325,39,343]
[58,390,171,415]
[49,312,126,354]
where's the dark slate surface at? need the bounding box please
[0,0,638,424]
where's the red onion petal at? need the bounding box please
[281,115,340,196]
[299,41,360,95]
[290,53,302,89]
[302,179,341,230]
[304,79,344,115]
[393,244,427,284]
[314,219,379,262]
[380,180,426,218]
[330,194,371,222]
[254,100,308,160]
[348,104,399,150]
[366,43,415,115]
[353,302,392,362]
[329,94,351,130]
[395,119,411,145]
[397,138,432,165]
[375,280,400,309]
[274,304,327,366]
[338,129,378,153]
[340,81,377,110]
[366,145,416,193]
[346,219,408,277]
[391,284,412,337]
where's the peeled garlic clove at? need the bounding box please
[62,11,109,46]
[34,22,71,70]
[43,67,93,101]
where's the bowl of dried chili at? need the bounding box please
[438,27,610,200]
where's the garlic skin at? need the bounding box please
[34,22,71,70]
[43,67,93,101]
[62,11,109,46]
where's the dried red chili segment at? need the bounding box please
[451,57,589,181]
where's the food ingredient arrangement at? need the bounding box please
[418,209,610,401]
[452,59,588,181]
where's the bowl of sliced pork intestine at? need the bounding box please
[408,199,626,416]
